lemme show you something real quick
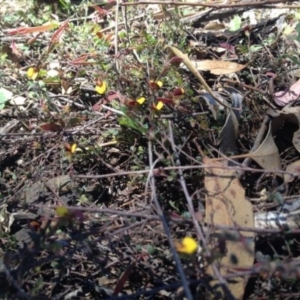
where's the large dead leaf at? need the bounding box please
[199,91,225,120]
[165,45,235,110]
[284,160,300,183]
[219,87,243,156]
[243,122,282,174]
[204,21,226,31]
[281,106,300,154]
[191,59,247,75]
[269,106,300,154]
[7,22,59,35]
[204,157,254,300]
[212,118,282,175]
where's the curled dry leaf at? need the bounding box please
[275,106,300,154]
[204,21,225,31]
[198,91,222,119]
[40,123,62,132]
[190,59,247,75]
[284,160,300,183]
[219,87,243,156]
[243,122,282,175]
[165,45,235,110]
[274,79,300,106]
[0,204,12,233]
[7,22,59,35]
[204,157,254,300]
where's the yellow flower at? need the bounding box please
[69,143,77,154]
[95,81,107,94]
[27,67,38,80]
[64,142,77,163]
[175,236,198,255]
[55,206,69,217]
[149,80,163,90]
[155,101,164,110]
[136,96,146,105]
[155,80,163,88]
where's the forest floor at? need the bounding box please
[1,0,300,299]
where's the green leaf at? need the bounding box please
[118,116,147,134]
[146,244,156,255]
[0,88,13,110]
[78,194,89,204]
[31,277,44,295]
[51,261,60,269]
[249,44,263,52]
[295,23,300,42]
[229,15,241,32]
[169,200,179,212]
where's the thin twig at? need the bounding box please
[121,0,299,8]
[238,115,270,178]
[101,104,125,115]
[147,139,193,300]
[168,120,236,300]
[115,0,120,72]
[35,203,300,235]
[75,163,300,179]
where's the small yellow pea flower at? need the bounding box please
[155,80,163,88]
[149,80,163,90]
[154,101,164,111]
[136,97,146,105]
[27,67,39,80]
[95,80,107,95]
[175,236,198,255]
[64,142,77,163]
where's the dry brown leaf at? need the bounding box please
[270,106,300,154]
[204,157,254,300]
[274,79,300,106]
[165,45,235,110]
[191,59,247,75]
[220,109,239,155]
[244,122,282,174]
[293,129,300,154]
[284,160,300,183]
[211,121,282,177]
[219,87,243,155]
[280,106,300,154]
[204,21,225,31]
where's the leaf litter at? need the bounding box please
[1,1,300,300]
[204,157,254,300]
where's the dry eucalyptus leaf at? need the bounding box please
[276,106,300,154]
[220,87,243,156]
[291,68,300,78]
[9,96,26,106]
[204,21,225,31]
[293,130,300,154]
[244,122,282,175]
[204,157,254,300]
[165,45,234,110]
[274,79,300,106]
[0,204,12,233]
[198,91,223,119]
[190,59,247,75]
[220,110,239,155]
[284,160,300,183]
